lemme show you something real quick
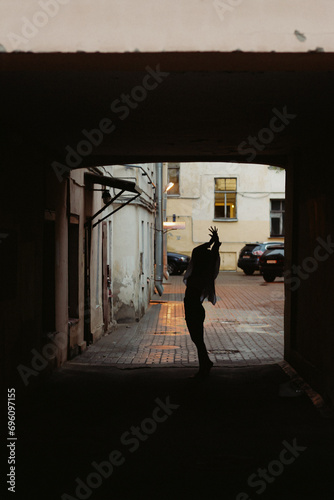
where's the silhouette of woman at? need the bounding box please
[183,227,221,378]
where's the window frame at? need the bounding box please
[270,198,285,237]
[213,177,238,221]
[167,163,180,196]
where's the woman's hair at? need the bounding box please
[191,245,211,271]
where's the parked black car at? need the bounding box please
[259,246,284,282]
[167,252,190,275]
[238,241,284,275]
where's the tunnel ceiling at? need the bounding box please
[2,52,334,168]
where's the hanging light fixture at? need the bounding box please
[164,182,174,193]
[102,189,112,204]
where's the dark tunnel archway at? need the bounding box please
[1,51,334,404]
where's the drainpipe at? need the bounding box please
[155,162,164,296]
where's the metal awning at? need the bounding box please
[84,173,143,228]
[85,173,142,194]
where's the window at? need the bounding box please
[270,199,285,236]
[167,163,180,195]
[214,178,237,219]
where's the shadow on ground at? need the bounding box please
[16,364,333,500]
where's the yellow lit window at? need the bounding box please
[214,178,237,219]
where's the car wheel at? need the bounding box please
[263,273,276,282]
[167,262,177,275]
[244,269,254,276]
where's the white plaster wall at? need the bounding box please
[113,207,138,322]
[237,165,285,222]
[1,0,334,53]
[108,163,156,322]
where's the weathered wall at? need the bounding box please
[167,162,285,270]
[112,204,139,322]
[68,170,86,353]
[89,187,105,341]
[1,0,334,53]
[109,163,156,322]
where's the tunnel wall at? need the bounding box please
[1,40,333,405]
[285,145,334,406]
[1,162,44,385]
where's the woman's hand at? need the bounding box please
[209,226,219,244]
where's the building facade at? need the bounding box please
[103,163,157,323]
[2,162,159,385]
[166,162,285,269]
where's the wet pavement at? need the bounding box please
[12,273,334,500]
[69,272,284,369]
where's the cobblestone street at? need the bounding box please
[69,271,284,369]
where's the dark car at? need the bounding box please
[238,241,284,275]
[259,246,284,282]
[167,252,190,275]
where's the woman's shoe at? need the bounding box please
[197,360,213,378]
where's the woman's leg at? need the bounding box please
[184,298,213,375]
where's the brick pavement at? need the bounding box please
[68,271,284,369]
